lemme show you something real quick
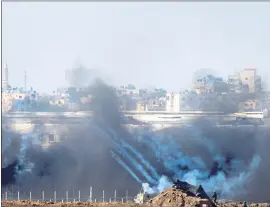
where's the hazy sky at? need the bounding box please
[2,2,270,93]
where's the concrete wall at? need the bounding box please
[3,111,265,121]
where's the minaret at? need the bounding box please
[2,62,9,91]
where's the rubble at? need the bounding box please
[148,187,213,207]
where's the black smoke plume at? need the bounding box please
[2,81,270,202]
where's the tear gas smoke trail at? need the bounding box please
[3,81,269,202]
[114,147,157,184]
[139,134,186,178]
[16,135,33,174]
[122,140,160,180]
[2,134,12,153]
[90,121,157,184]
[110,150,142,184]
[138,135,182,177]
[104,126,158,184]
[135,128,263,198]
[15,128,45,175]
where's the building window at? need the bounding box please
[245,77,248,80]
[48,134,56,143]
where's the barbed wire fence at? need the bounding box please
[1,186,135,203]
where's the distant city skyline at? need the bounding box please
[2,2,270,93]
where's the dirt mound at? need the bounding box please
[149,187,213,207]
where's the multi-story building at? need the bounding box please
[166,91,238,112]
[146,98,166,111]
[2,92,26,112]
[228,73,243,93]
[2,93,13,112]
[228,68,262,93]
[136,102,147,111]
[166,92,181,112]
[194,75,227,94]
[239,68,262,93]
[117,86,141,96]
[166,91,204,112]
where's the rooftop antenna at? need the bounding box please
[2,61,9,91]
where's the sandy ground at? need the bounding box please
[2,200,270,207]
[3,187,270,207]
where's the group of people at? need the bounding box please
[211,191,247,207]
[172,179,247,207]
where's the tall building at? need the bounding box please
[228,73,242,93]
[239,68,261,93]
[166,91,203,112]
[228,68,262,93]
[166,92,181,112]
[2,62,9,91]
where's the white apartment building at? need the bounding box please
[166,91,239,112]
[166,91,205,112]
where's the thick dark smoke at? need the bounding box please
[2,81,270,202]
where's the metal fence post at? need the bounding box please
[5,191,7,200]
[42,190,44,201]
[90,186,92,202]
[114,190,116,202]
[30,191,32,201]
[17,191,20,201]
[121,198,124,203]
[66,191,68,202]
[102,190,104,202]
[54,191,56,203]
[78,190,80,202]
[126,190,128,202]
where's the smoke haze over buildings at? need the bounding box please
[2,1,270,203]
[2,81,270,202]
